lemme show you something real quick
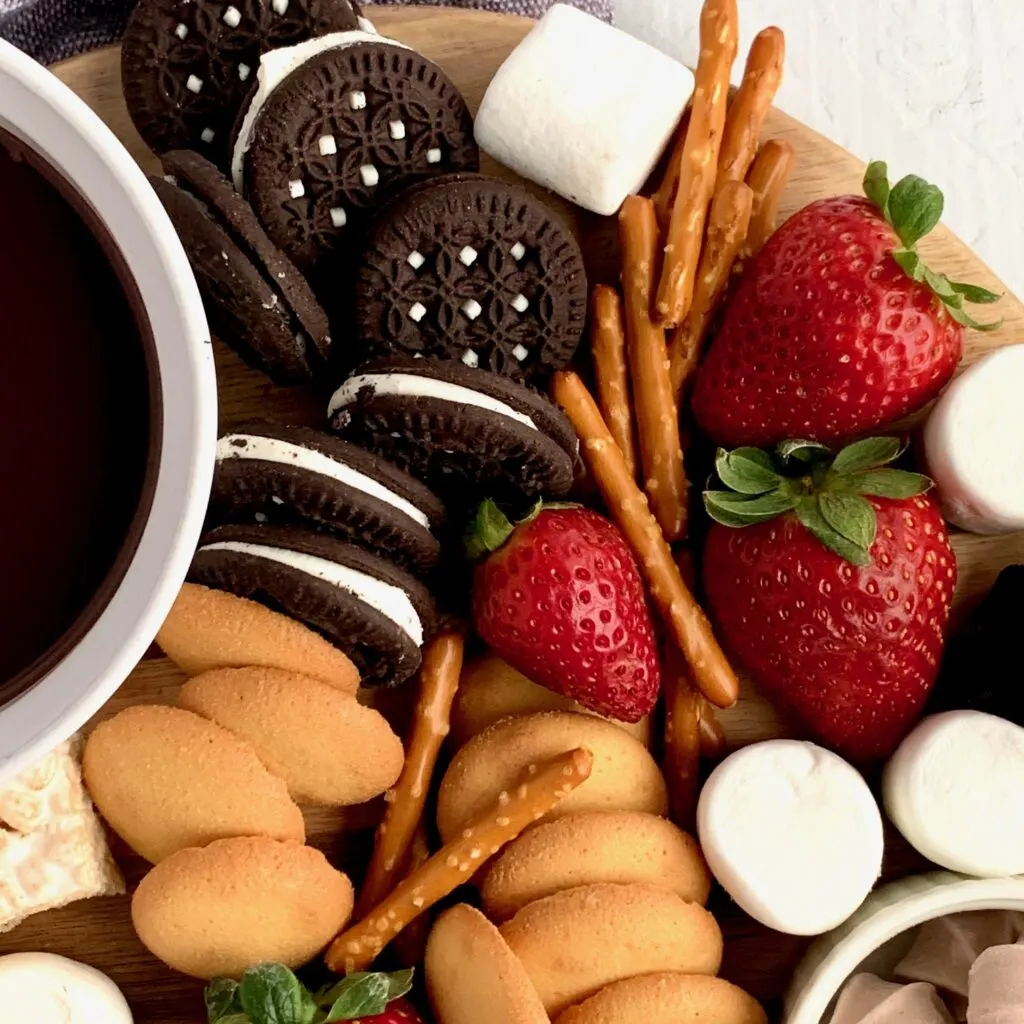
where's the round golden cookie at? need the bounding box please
[481,811,711,921]
[179,667,403,806]
[83,705,305,863]
[131,836,353,979]
[436,712,668,844]
[554,973,768,1024]
[499,882,722,1016]
[453,652,651,747]
[425,904,549,1024]
[157,583,360,693]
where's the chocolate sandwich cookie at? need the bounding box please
[327,357,578,505]
[354,175,587,381]
[189,524,436,686]
[234,35,477,273]
[209,421,446,575]
[153,151,330,384]
[122,0,367,165]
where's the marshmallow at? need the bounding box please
[968,943,1024,1024]
[474,4,693,215]
[883,712,1024,877]
[0,953,133,1024]
[830,974,954,1024]
[896,912,1020,999]
[923,345,1024,533]
[696,740,884,936]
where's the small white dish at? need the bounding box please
[0,41,216,779]
[784,873,1024,1024]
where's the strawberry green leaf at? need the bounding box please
[797,500,871,566]
[945,303,1004,332]
[845,469,932,499]
[887,173,944,248]
[715,447,783,494]
[863,161,891,216]
[464,499,525,560]
[922,267,963,307]
[776,439,831,465]
[829,437,904,475]
[819,492,877,551]
[892,248,924,281]
[704,489,798,527]
[949,280,1001,304]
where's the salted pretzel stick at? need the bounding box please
[668,180,753,399]
[591,285,640,480]
[654,0,739,327]
[652,107,692,230]
[551,371,739,709]
[355,632,464,918]
[698,697,727,758]
[662,640,702,825]
[716,26,785,188]
[390,822,432,967]
[743,139,795,257]
[326,747,594,973]
[620,197,688,541]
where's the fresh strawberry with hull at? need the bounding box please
[692,162,999,448]
[468,501,660,723]
[701,438,956,760]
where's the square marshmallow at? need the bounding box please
[474,5,694,216]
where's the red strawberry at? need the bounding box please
[701,438,956,759]
[692,162,999,447]
[468,501,660,723]
[354,998,425,1023]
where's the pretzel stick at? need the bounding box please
[742,139,795,257]
[652,106,692,230]
[550,371,739,709]
[654,0,738,327]
[663,640,702,825]
[698,697,727,758]
[389,821,432,967]
[355,632,464,918]
[716,26,786,188]
[591,285,639,480]
[326,747,594,973]
[620,197,688,541]
[668,180,753,399]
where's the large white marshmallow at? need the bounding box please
[0,953,133,1024]
[923,345,1024,534]
[696,740,884,936]
[474,4,694,215]
[883,711,1024,877]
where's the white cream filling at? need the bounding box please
[356,15,377,33]
[217,433,431,530]
[231,30,410,190]
[200,540,423,645]
[327,372,539,432]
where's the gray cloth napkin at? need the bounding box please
[0,0,611,65]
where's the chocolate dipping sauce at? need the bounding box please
[0,131,158,705]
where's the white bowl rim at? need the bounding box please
[0,40,216,779]
[784,872,1024,1024]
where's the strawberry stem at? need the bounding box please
[704,437,933,565]
[863,161,1002,331]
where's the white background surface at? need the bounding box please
[615,0,1024,299]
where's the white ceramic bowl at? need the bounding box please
[784,872,1024,1024]
[0,41,216,779]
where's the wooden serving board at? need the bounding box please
[5,8,1023,1022]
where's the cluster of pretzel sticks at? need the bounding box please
[572,0,794,823]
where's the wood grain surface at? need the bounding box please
[3,8,1022,1022]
